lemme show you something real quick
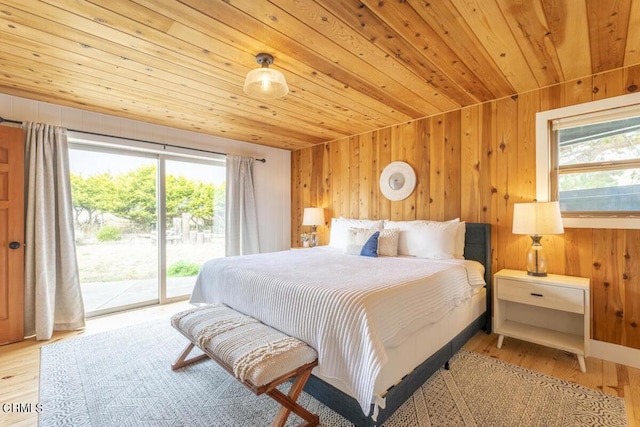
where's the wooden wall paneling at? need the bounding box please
[593,68,627,100]
[480,102,497,226]
[516,91,539,202]
[443,110,462,221]
[428,116,446,221]
[562,76,595,106]
[310,143,327,244]
[368,133,381,220]
[623,230,640,349]
[310,143,324,208]
[359,133,373,219]
[563,229,595,279]
[623,63,640,94]
[538,83,564,114]
[401,122,418,220]
[320,143,332,245]
[333,138,347,217]
[349,136,360,218]
[301,147,313,219]
[592,229,625,345]
[562,228,595,337]
[299,148,313,245]
[495,96,520,272]
[480,101,499,273]
[460,105,481,222]
[377,127,392,221]
[388,125,403,220]
[413,118,431,220]
[331,138,346,219]
[291,149,302,246]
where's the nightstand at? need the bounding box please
[493,269,590,372]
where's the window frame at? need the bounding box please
[536,91,640,229]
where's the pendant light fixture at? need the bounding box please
[243,53,289,99]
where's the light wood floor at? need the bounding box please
[1,302,638,426]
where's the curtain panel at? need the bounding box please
[225,155,260,256]
[23,122,85,340]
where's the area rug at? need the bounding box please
[39,320,627,426]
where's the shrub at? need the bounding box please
[168,260,201,277]
[96,225,122,242]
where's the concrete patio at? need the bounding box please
[82,276,196,314]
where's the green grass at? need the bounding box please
[167,260,201,277]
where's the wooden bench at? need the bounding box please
[170,304,320,427]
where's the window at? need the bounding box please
[536,92,640,229]
[68,133,226,316]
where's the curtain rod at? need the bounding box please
[0,117,266,163]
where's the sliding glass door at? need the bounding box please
[165,158,225,299]
[69,148,159,314]
[69,144,225,316]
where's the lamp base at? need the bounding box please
[525,235,548,277]
[527,271,548,277]
[310,225,318,247]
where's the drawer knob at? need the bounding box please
[530,293,543,297]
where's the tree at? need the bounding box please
[70,164,225,234]
[111,165,157,231]
[166,175,217,231]
[70,172,116,227]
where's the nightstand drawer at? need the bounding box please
[497,279,584,314]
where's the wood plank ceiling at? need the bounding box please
[0,0,638,150]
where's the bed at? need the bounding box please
[190,221,491,426]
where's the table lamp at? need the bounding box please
[302,207,324,247]
[512,201,564,276]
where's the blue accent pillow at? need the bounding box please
[360,231,379,257]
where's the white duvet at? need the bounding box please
[190,246,485,415]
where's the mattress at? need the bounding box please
[190,247,486,414]
[315,288,486,399]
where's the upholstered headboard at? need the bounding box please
[463,222,492,332]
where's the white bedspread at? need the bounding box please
[190,247,485,415]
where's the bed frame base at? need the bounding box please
[303,313,485,426]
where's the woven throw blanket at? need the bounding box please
[190,247,485,416]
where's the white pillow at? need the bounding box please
[385,218,465,258]
[384,220,431,255]
[378,228,400,257]
[407,221,460,259]
[453,221,466,259]
[329,218,385,249]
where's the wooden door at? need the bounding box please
[0,126,24,345]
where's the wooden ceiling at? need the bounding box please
[0,0,638,151]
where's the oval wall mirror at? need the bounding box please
[379,161,416,201]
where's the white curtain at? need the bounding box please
[225,155,260,256]
[23,122,85,340]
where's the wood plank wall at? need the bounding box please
[291,64,640,351]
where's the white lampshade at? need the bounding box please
[513,201,564,236]
[243,53,288,99]
[302,208,325,227]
